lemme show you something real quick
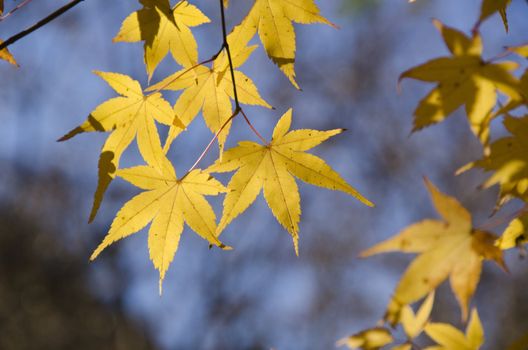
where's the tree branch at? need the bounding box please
[0,0,84,51]
[219,0,240,110]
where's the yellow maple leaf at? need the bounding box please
[233,0,334,89]
[336,328,393,350]
[0,40,18,67]
[497,214,528,250]
[147,42,271,154]
[361,178,505,321]
[398,291,435,340]
[114,0,209,79]
[462,116,528,205]
[400,20,521,145]
[494,69,528,117]
[508,44,528,58]
[424,308,484,350]
[90,155,230,293]
[479,0,511,32]
[59,71,184,222]
[207,108,373,255]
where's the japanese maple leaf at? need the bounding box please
[147,43,271,153]
[400,20,521,145]
[361,178,505,321]
[231,0,334,89]
[478,0,511,32]
[207,109,373,255]
[114,0,209,78]
[424,309,484,350]
[497,214,528,250]
[90,156,230,293]
[336,328,394,350]
[461,116,528,206]
[0,39,17,67]
[59,71,184,222]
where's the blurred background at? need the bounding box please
[1,0,528,349]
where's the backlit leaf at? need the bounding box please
[361,179,505,321]
[400,20,521,145]
[114,0,209,78]
[336,328,393,350]
[208,109,373,255]
[463,116,528,206]
[497,214,528,250]
[59,71,184,222]
[236,0,334,89]
[479,0,511,32]
[0,40,17,66]
[424,309,484,350]
[90,155,230,293]
[148,42,271,154]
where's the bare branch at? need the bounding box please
[0,0,84,51]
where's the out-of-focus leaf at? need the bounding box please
[362,179,505,321]
[336,328,393,349]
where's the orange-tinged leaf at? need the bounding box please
[114,0,209,78]
[148,44,271,154]
[336,328,393,350]
[0,40,18,67]
[400,20,521,145]
[59,71,184,222]
[207,109,372,255]
[90,155,230,292]
[361,179,504,321]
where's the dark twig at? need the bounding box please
[0,0,84,51]
[0,0,34,22]
[219,0,240,110]
[182,0,267,176]
[240,108,267,145]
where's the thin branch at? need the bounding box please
[0,0,84,51]
[0,0,33,22]
[219,0,240,110]
[146,50,221,94]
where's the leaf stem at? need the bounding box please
[146,49,222,94]
[0,0,34,22]
[184,110,239,177]
[240,108,267,145]
[0,0,84,51]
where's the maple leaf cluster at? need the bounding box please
[2,0,527,347]
[52,0,372,291]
